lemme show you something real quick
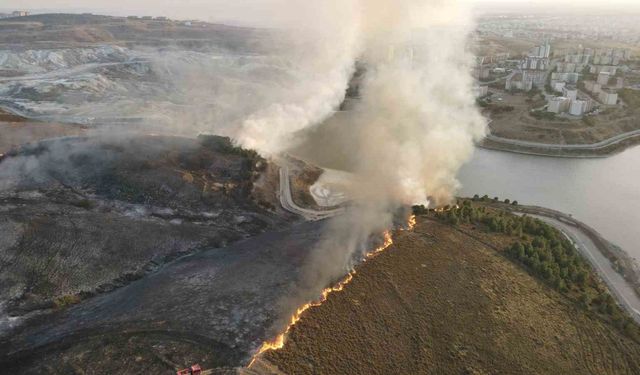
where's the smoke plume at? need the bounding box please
[222,0,486,205]
[254,0,487,349]
[0,0,486,354]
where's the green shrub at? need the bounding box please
[430,201,640,342]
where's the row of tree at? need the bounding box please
[419,199,640,342]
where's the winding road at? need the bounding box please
[485,129,640,152]
[277,165,344,221]
[504,205,640,324]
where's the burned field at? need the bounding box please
[1,220,327,374]
[0,134,284,315]
[263,218,640,375]
[0,134,326,373]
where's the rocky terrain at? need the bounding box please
[0,13,309,129]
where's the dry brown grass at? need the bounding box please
[487,91,640,145]
[264,219,640,375]
[0,118,86,154]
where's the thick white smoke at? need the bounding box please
[351,1,487,207]
[258,0,487,349]
[234,1,362,154]
[227,0,485,205]
[146,1,363,156]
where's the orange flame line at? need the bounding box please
[433,204,460,213]
[250,215,416,365]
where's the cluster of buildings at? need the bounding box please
[475,14,639,119]
[591,48,632,66]
[546,47,630,116]
[0,10,30,19]
[505,43,551,91]
[126,15,170,21]
[477,14,640,48]
[583,71,621,106]
[547,88,594,116]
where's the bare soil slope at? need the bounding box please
[264,219,640,375]
[0,109,86,154]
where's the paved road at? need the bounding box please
[278,165,344,221]
[485,129,640,152]
[506,206,640,324]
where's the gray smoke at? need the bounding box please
[256,0,487,350]
[0,0,486,353]
[140,1,362,155]
[226,0,486,205]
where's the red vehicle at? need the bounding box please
[176,364,202,375]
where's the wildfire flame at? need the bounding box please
[433,204,460,213]
[253,270,357,356]
[407,214,417,231]
[249,214,417,366]
[365,231,393,259]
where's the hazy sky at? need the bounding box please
[1,0,640,25]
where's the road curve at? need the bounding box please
[504,205,640,324]
[278,165,344,221]
[485,129,640,152]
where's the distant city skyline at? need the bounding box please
[1,0,640,27]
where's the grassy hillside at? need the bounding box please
[263,211,640,374]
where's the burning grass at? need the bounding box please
[250,215,415,366]
[262,216,640,375]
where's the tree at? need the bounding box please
[575,270,587,286]
[578,294,591,309]
[412,205,428,215]
[511,242,526,260]
[447,210,459,225]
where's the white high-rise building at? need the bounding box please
[530,43,551,58]
[548,97,571,113]
[552,81,566,92]
[599,90,618,105]
[597,72,611,86]
[562,86,578,101]
[584,81,602,94]
[569,100,590,116]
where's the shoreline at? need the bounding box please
[493,202,640,323]
[6,100,640,159]
[480,132,640,158]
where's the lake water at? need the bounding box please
[458,146,640,260]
